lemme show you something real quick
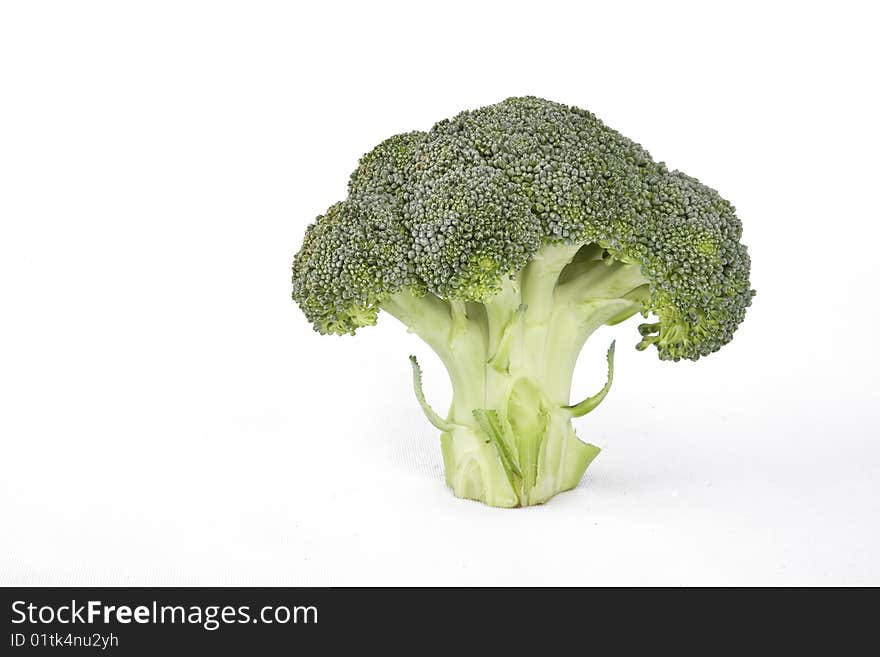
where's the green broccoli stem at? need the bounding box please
[382,242,649,507]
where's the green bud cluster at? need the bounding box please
[292,97,753,360]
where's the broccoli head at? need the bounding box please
[292,97,753,507]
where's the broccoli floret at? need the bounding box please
[291,97,754,507]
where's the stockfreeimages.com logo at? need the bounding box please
[11,600,317,631]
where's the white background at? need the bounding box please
[2,1,878,586]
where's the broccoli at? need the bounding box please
[291,97,753,507]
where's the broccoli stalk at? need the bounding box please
[383,242,648,506]
[291,97,753,507]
